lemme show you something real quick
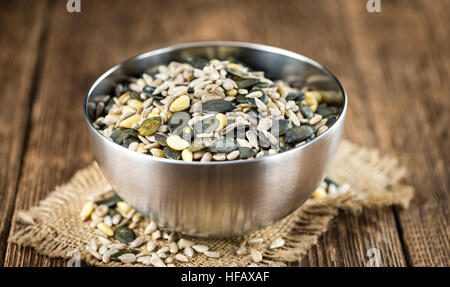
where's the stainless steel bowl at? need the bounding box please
[83,42,347,237]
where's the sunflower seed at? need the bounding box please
[178,238,194,249]
[204,251,220,258]
[118,253,136,264]
[150,254,166,267]
[130,236,146,248]
[270,237,285,249]
[250,249,263,263]
[146,241,157,252]
[184,247,195,257]
[192,244,209,253]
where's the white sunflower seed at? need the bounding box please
[270,237,285,249]
[250,249,263,263]
[192,244,209,253]
[175,253,189,262]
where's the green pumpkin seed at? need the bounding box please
[103,97,115,115]
[225,67,250,79]
[209,137,238,153]
[239,147,256,159]
[326,115,338,127]
[110,249,140,262]
[235,95,248,103]
[163,146,181,160]
[138,117,162,136]
[123,136,139,148]
[299,104,314,119]
[143,86,156,95]
[271,119,291,136]
[278,136,293,152]
[235,78,260,89]
[155,133,168,146]
[202,100,236,113]
[168,112,191,134]
[108,208,120,217]
[95,194,121,208]
[316,104,333,117]
[258,131,271,149]
[110,127,128,144]
[286,92,306,102]
[187,57,210,69]
[114,226,136,244]
[284,125,314,144]
[188,139,207,152]
[251,81,270,90]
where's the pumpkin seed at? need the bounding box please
[187,57,210,69]
[226,67,249,79]
[110,128,128,144]
[201,100,236,113]
[154,133,168,146]
[143,85,156,95]
[235,78,260,89]
[163,146,181,160]
[299,104,314,119]
[235,94,249,103]
[188,139,207,152]
[271,119,291,136]
[209,137,238,153]
[138,117,162,136]
[326,115,338,127]
[239,147,256,159]
[316,104,333,117]
[284,125,314,144]
[114,225,136,244]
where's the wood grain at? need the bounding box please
[1,0,449,266]
[0,0,47,266]
[342,0,450,266]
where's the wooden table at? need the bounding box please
[1,0,448,267]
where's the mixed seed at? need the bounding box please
[89,58,342,161]
[81,178,348,266]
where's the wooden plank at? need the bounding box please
[342,0,450,266]
[4,0,410,266]
[0,0,47,266]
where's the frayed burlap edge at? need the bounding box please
[9,140,414,267]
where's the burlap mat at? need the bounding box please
[9,140,414,266]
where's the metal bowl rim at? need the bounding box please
[83,41,347,166]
